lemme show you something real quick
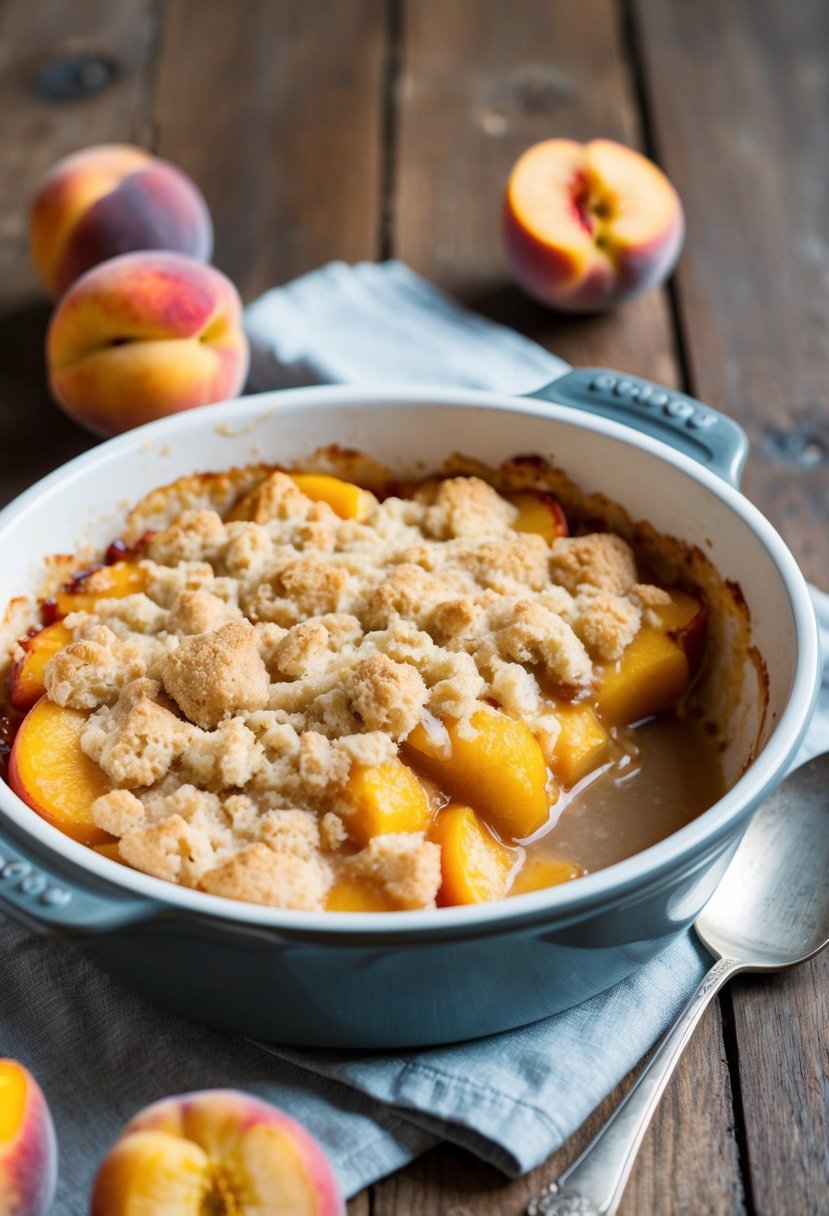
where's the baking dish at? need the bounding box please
[0,371,820,1047]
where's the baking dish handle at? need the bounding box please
[527,368,749,488]
[0,818,161,936]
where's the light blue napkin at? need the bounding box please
[2,261,826,1212]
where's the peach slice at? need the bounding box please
[46,250,249,437]
[290,473,376,520]
[508,489,568,542]
[8,622,73,711]
[229,472,376,522]
[342,758,432,847]
[550,702,609,788]
[504,138,684,312]
[405,704,553,842]
[0,1059,58,1216]
[596,589,706,727]
[509,856,585,896]
[46,560,148,620]
[325,877,394,913]
[429,803,517,905]
[91,1089,344,1216]
[8,698,114,845]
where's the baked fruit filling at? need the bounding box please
[1,464,721,911]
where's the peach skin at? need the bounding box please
[504,138,684,311]
[91,1089,345,1216]
[46,251,250,436]
[0,1059,58,1216]
[29,143,212,299]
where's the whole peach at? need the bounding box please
[503,138,684,312]
[0,1059,58,1216]
[91,1089,344,1215]
[29,144,213,299]
[46,251,250,436]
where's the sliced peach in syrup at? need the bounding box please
[596,589,706,727]
[429,803,517,905]
[229,472,376,522]
[325,877,395,912]
[8,698,114,845]
[405,704,553,842]
[48,560,148,620]
[550,702,609,788]
[342,758,432,847]
[290,473,376,520]
[509,856,585,896]
[8,621,73,711]
[508,489,568,542]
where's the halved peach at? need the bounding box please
[504,137,684,312]
[429,803,517,905]
[509,856,584,896]
[405,704,554,841]
[8,698,114,845]
[596,589,706,727]
[91,1089,345,1216]
[46,560,148,620]
[0,1059,58,1216]
[508,489,568,542]
[342,758,432,847]
[8,622,73,711]
[549,702,609,788]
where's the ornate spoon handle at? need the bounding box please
[526,955,740,1216]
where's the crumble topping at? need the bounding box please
[17,466,686,912]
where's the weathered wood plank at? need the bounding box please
[634,0,829,586]
[391,0,678,384]
[0,0,166,506]
[728,956,829,1215]
[152,0,387,300]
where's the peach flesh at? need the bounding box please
[504,137,684,311]
[0,1060,58,1216]
[30,143,212,298]
[91,1089,345,1216]
[46,250,249,436]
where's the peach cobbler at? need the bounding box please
[0,458,726,911]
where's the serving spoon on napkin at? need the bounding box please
[527,750,829,1216]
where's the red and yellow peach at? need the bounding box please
[29,144,212,299]
[46,251,250,436]
[91,1089,345,1216]
[503,138,684,312]
[0,1059,58,1216]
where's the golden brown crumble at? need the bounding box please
[12,466,695,913]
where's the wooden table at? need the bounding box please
[1,2,827,1213]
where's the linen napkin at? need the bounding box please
[2,261,826,1214]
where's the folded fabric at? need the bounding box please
[1,261,825,1214]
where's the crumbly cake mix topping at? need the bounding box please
[2,465,706,912]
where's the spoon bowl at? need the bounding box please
[697,750,829,969]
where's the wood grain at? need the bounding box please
[152,0,387,300]
[392,0,678,384]
[634,0,829,586]
[728,956,829,1215]
[0,0,165,507]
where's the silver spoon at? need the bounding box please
[527,750,829,1216]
